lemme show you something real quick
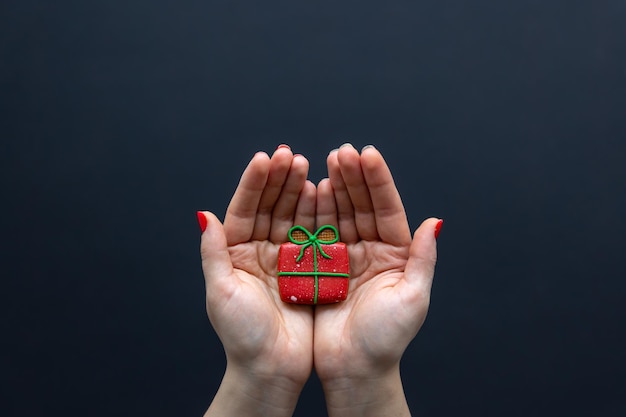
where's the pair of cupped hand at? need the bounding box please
[197,143,441,389]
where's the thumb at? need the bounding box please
[197,211,235,286]
[404,218,442,295]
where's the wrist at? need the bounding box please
[320,365,411,417]
[204,363,306,417]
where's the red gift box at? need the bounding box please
[277,225,350,304]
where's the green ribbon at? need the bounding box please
[289,224,339,262]
[278,224,348,304]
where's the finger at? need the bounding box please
[316,178,338,230]
[199,211,236,296]
[223,152,271,245]
[360,145,412,246]
[327,148,358,243]
[404,218,441,294]
[336,143,378,241]
[293,180,316,233]
[251,145,294,241]
[269,154,310,243]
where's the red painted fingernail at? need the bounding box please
[276,144,291,150]
[197,211,208,233]
[434,219,443,239]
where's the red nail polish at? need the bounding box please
[276,144,291,150]
[197,211,208,233]
[434,219,443,239]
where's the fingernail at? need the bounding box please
[340,143,354,149]
[434,219,444,239]
[362,144,376,152]
[276,144,290,150]
[197,211,208,233]
[328,148,339,155]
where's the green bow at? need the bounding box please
[288,224,339,262]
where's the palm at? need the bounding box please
[313,145,438,380]
[200,148,317,384]
[314,242,423,377]
[212,241,312,376]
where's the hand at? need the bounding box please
[199,146,316,417]
[314,144,441,416]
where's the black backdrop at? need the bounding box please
[3,1,626,416]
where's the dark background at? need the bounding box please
[3,1,625,416]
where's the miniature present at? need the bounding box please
[277,225,350,304]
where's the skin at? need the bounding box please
[199,144,439,417]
